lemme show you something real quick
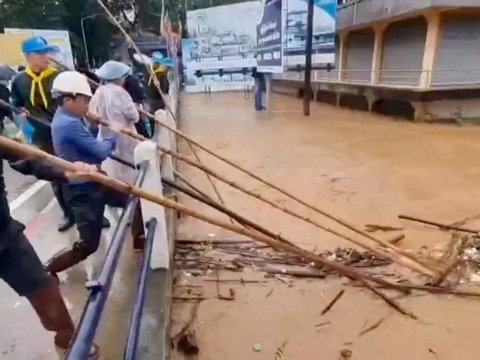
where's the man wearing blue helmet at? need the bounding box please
[144,51,171,115]
[11,37,74,232]
[11,37,110,232]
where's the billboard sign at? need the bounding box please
[184,1,262,92]
[285,0,336,66]
[4,28,75,68]
[256,0,284,73]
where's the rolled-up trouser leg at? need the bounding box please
[27,278,75,349]
[0,224,74,349]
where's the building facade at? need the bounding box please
[275,0,480,121]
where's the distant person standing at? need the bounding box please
[253,71,266,111]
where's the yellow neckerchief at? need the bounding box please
[25,66,57,108]
[148,64,167,86]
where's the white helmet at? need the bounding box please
[51,71,92,98]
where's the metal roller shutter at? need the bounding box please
[380,17,427,85]
[432,14,480,86]
[344,29,374,82]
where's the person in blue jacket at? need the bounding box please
[44,71,144,274]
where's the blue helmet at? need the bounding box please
[161,57,174,69]
[96,60,132,81]
[22,37,59,54]
[152,51,164,64]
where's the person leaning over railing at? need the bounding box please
[10,37,75,232]
[10,37,111,232]
[44,71,145,276]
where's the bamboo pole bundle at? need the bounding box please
[48,57,231,224]
[0,135,416,318]
[87,114,437,277]
[0,97,437,277]
[50,38,421,270]
[51,4,436,277]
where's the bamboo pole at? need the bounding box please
[49,47,231,225]
[86,114,438,278]
[174,170,211,200]
[50,53,422,271]
[52,12,416,264]
[48,53,434,275]
[0,135,416,319]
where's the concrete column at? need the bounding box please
[371,23,387,84]
[420,10,441,89]
[337,31,348,82]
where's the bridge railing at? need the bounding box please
[66,163,150,359]
[67,67,181,359]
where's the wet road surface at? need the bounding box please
[0,201,167,359]
[172,92,480,359]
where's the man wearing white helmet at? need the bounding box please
[44,71,142,273]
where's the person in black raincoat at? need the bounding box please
[0,145,100,358]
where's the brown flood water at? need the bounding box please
[172,92,480,360]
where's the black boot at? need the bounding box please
[58,217,74,232]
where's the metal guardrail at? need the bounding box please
[124,217,158,360]
[65,62,180,360]
[275,68,480,89]
[66,162,149,360]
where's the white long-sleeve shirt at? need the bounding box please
[88,83,139,183]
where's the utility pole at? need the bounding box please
[303,0,314,116]
[81,14,101,70]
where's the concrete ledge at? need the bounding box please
[10,180,53,225]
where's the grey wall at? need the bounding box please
[315,36,340,80]
[432,14,480,85]
[380,17,427,85]
[344,29,374,82]
[337,0,480,30]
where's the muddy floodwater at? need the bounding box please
[172,92,480,360]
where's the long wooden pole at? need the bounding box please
[140,110,419,260]
[53,10,411,262]
[51,52,411,266]
[87,114,437,277]
[399,214,479,234]
[0,93,439,277]
[0,135,416,318]
[49,16,231,222]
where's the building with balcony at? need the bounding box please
[275,0,480,121]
